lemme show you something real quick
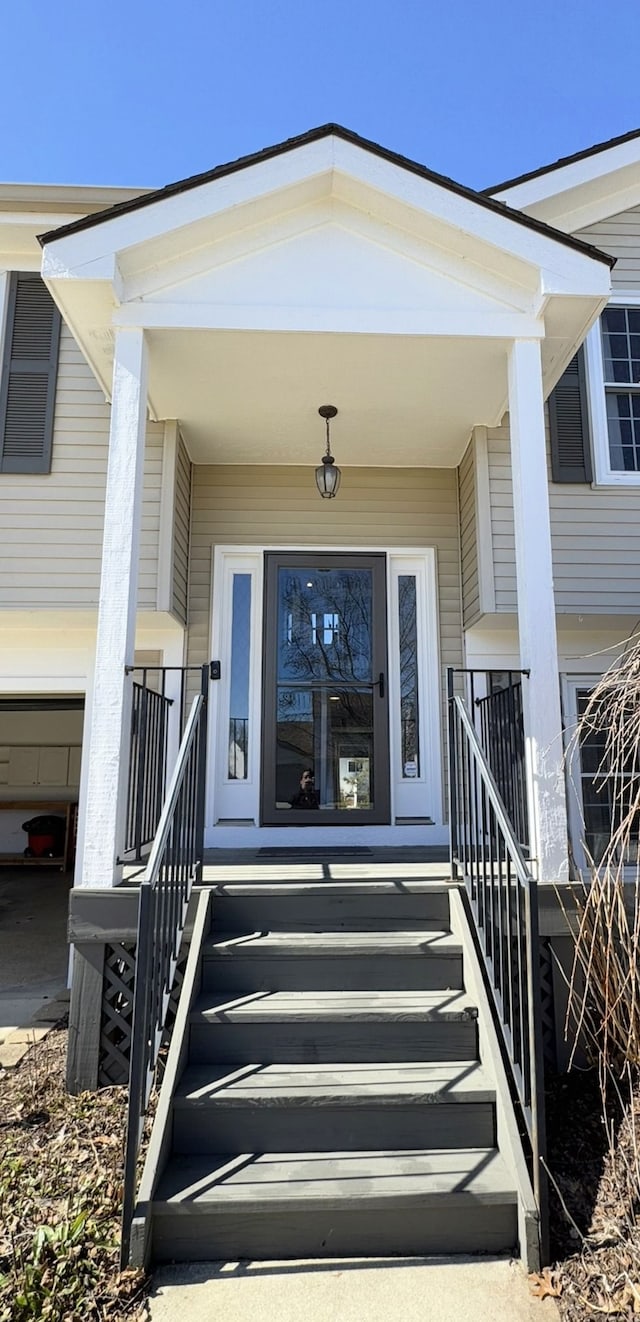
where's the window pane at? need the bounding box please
[607,392,640,471]
[603,308,626,333]
[577,688,640,864]
[275,686,374,810]
[398,574,420,777]
[277,567,373,683]
[228,573,251,779]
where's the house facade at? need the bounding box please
[4,124,638,890]
[6,123,640,1265]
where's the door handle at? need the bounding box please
[378,672,385,699]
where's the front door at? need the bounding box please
[261,553,390,825]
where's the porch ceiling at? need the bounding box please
[145,328,511,466]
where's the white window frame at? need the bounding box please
[208,548,264,825]
[585,291,640,486]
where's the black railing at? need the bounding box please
[125,673,172,859]
[120,667,208,1268]
[452,669,530,852]
[447,667,547,1254]
[123,665,211,861]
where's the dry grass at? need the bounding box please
[0,1025,148,1322]
[551,639,640,1316]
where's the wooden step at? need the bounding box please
[172,1060,496,1153]
[189,990,479,1064]
[152,1147,518,1261]
[202,930,463,992]
[210,883,451,932]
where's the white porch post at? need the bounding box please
[508,339,568,883]
[78,328,149,887]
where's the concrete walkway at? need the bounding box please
[0,867,70,1065]
[148,1256,559,1322]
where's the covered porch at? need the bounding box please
[40,125,612,890]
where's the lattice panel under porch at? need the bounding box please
[98,940,189,1086]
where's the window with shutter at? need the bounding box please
[548,346,593,483]
[0,272,61,474]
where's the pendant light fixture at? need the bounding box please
[315,404,341,498]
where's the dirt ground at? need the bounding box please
[3,1027,640,1321]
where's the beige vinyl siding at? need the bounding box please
[172,434,192,623]
[487,422,516,612]
[186,466,463,794]
[187,464,462,670]
[577,205,640,290]
[458,439,480,627]
[482,203,640,616]
[0,324,163,609]
[487,417,640,615]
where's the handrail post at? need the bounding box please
[133,680,149,861]
[447,667,458,879]
[120,880,154,1268]
[525,871,549,1263]
[194,665,209,884]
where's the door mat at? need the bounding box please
[257,847,373,858]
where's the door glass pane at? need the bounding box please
[275,566,375,811]
[228,573,251,779]
[278,568,373,682]
[398,574,420,778]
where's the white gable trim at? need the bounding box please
[42,134,610,301]
[491,136,640,234]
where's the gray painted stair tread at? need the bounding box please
[155,1148,516,1209]
[174,1060,495,1104]
[191,990,476,1022]
[211,881,450,895]
[206,931,460,955]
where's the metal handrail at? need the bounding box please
[120,678,207,1267]
[447,673,547,1250]
[124,679,173,859]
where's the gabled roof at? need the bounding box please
[38,123,614,267]
[484,126,640,196]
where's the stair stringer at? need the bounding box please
[129,887,213,1269]
[449,885,541,1273]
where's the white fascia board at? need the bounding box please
[332,139,611,294]
[39,138,336,274]
[112,300,545,338]
[537,177,640,235]
[41,133,609,304]
[490,135,640,209]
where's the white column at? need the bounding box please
[508,339,568,883]
[78,328,149,887]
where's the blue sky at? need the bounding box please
[3,0,639,191]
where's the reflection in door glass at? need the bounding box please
[228,573,251,779]
[278,569,372,682]
[275,566,375,810]
[398,574,420,778]
[276,687,374,810]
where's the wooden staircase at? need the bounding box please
[132,876,539,1266]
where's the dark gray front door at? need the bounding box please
[261,553,390,825]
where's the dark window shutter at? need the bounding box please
[0,273,61,474]
[548,345,593,483]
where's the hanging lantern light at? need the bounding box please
[315,404,341,498]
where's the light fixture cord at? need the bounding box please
[325,414,331,457]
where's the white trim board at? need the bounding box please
[205,823,449,849]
